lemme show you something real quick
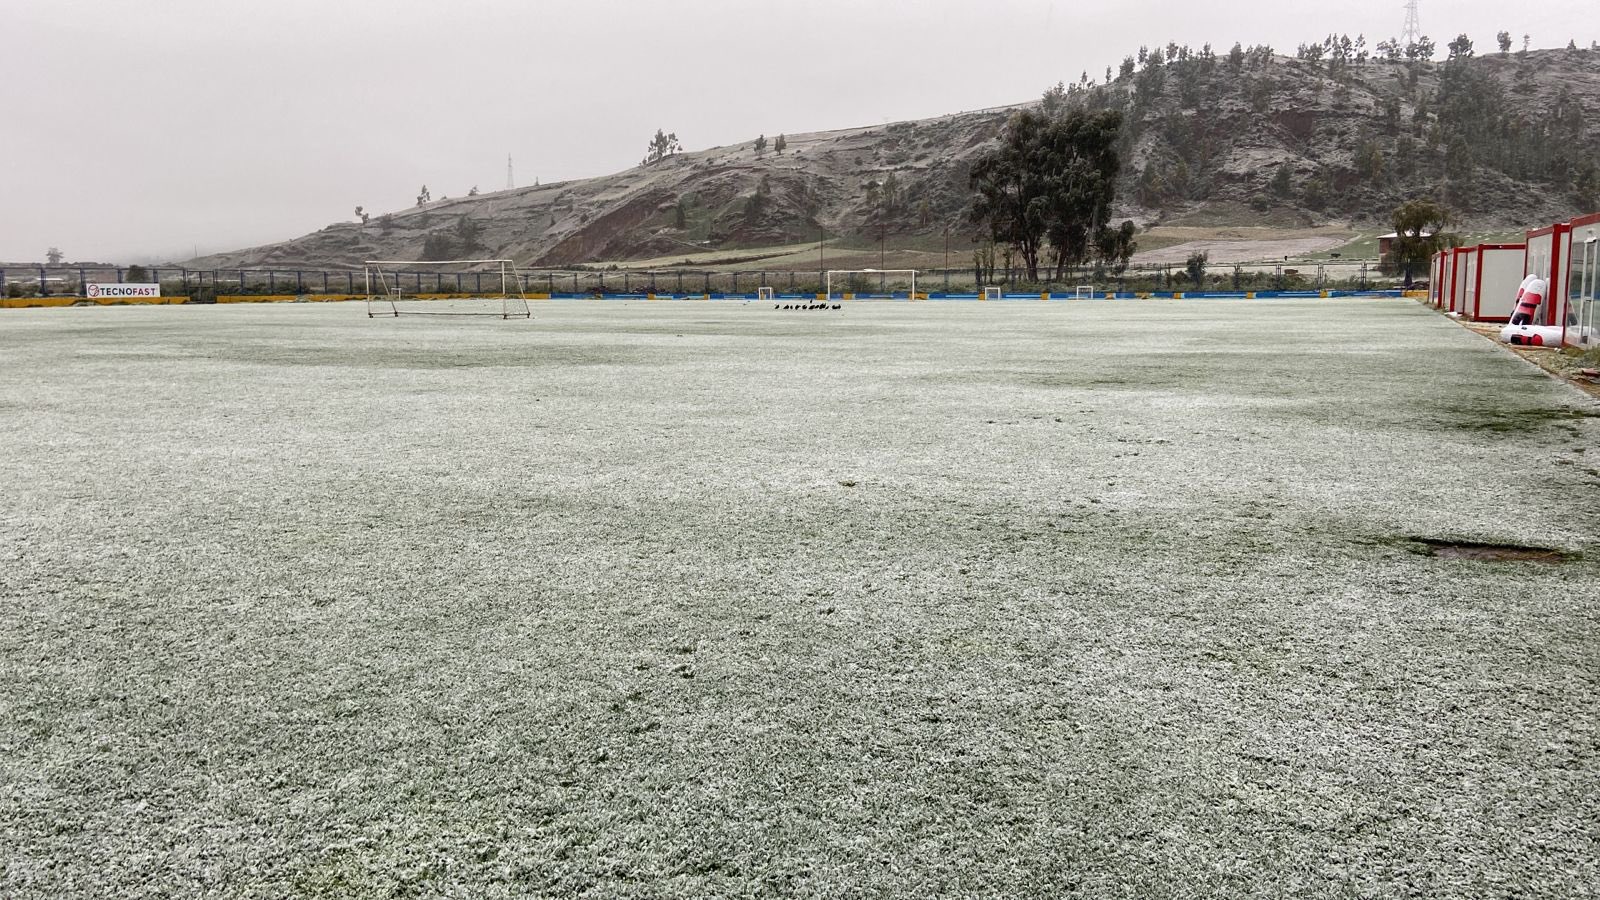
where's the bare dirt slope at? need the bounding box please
[188,48,1600,271]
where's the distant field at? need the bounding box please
[2,299,1597,898]
[605,225,1369,275]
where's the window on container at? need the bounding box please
[1582,237,1597,337]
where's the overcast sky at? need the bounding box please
[2,0,1592,263]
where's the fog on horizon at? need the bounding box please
[2,0,1592,264]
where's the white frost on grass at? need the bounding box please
[0,298,1596,898]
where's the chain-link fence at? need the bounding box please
[2,258,1400,301]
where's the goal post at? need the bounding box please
[364,259,531,319]
[757,286,775,302]
[1074,284,1096,299]
[825,269,918,301]
[983,286,1003,301]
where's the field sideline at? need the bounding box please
[2,298,1597,898]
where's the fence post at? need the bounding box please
[677,272,684,293]
[348,272,354,293]
[624,272,630,293]
[116,267,124,283]
[704,272,710,293]
[39,267,48,297]
[1,269,6,298]
[732,272,739,294]
[78,268,87,294]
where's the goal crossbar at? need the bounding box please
[826,269,919,301]
[364,259,531,319]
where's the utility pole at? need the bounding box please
[506,155,514,190]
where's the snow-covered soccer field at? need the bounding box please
[2,298,1597,898]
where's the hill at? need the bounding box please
[189,46,1600,271]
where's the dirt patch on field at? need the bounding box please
[1132,235,1348,266]
[1409,537,1576,564]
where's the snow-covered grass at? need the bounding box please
[2,298,1596,898]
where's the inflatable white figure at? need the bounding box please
[1499,276,1563,345]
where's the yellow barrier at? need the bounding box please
[0,295,188,309]
[1,297,81,309]
[3,291,554,310]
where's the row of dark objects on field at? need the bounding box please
[775,302,843,311]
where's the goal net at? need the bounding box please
[825,269,918,301]
[1074,285,1095,299]
[364,259,531,318]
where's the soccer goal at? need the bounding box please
[825,269,918,301]
[1074,284,1096,299]
[364,259,531,319]
[758,286,776,302]
[983,286,1003,301]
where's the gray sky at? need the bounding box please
[2,0,1592,263]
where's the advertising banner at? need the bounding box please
[86,283,161,299]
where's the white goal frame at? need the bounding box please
[983,286,1003,301]
[1074,284,1096,299]
[758,286,776,302]
[364,259,531,319]
[826,269,918,301]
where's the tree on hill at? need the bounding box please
[354,206,369,225]
[774,134,786,154]
[1185,251,1208,288]
[1497,31,1512,54]
[416,185,431,207]
[754,134,767,157]
[455,216,483,254]
[643,129,682,166]
[1096,221,1138,277]
[1390,199,1453,285]
[1270,165,1292,197]
[969,107,1126,282]
[1447,34,1474,60]
[1041,81,1068,116]
[421,232,455,261]
[46,247,63,265]
[744,175,772,223]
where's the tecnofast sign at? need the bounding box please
[86,283,160,299]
